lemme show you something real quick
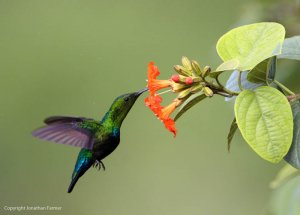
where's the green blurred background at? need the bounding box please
[0,0,299,215]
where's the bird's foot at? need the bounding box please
[93,160,106,171]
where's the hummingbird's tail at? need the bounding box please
[68,149,94,193]
[68,173,82,193]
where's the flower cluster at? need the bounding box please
[144,57,215,136]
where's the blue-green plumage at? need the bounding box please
[68,149,94,193]
[73,149,94,179]
[32,88,147,193]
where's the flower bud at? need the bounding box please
[172,74,191,83]
[203,87,213,97]
[191,60,202,75]
[185,77,193,85]
[171,74,180,83]
[202,66,211,77]
[177,88,191,99]
[181,56,192,71]
[190,84,203,93]
[173,65,190,76]
[172,83,188,92]
[191,77,202,82]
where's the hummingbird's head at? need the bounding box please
[103,88,148,127]
[114,87,148,111]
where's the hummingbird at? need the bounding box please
[32,88,148,193]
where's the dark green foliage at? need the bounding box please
[284,102,300,169]
[227,118,238,152]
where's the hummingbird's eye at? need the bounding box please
[124,97,129,102]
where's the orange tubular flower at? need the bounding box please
[145,95,163,115]
[159,99,181,136]
[163,119,176,136]
[147,62,172,95]
[160,99,180,119]
[145,57,212,137]
[145,62,179,137]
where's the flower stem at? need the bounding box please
[215,91,231,97]
[222,87,239,96]
[273,80,295,95]
[207,81,239,96]
[157,89,172,95]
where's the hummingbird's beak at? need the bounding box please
[134,87,148,97]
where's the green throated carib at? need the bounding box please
[32,88,147,193]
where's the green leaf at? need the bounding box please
[234,86,293,163]
[174,94,206,121]
[247,56,277,84]
[247,59,270,83]
[217,22,285,71]
[285,102,300,169]
[278,36,300,60]
[208,71,223,79]
[227,118,238,151]
[216,59,239,71]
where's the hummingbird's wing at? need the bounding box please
[32,116,100,150]
[44,116,93,124]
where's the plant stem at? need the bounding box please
[207,82,239,96]
[237,71,244,91]
[215,91,231,97]
[157,89,172,95]
[287,94,300,102]
[222,87,239,96]
[274,80,295,95]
